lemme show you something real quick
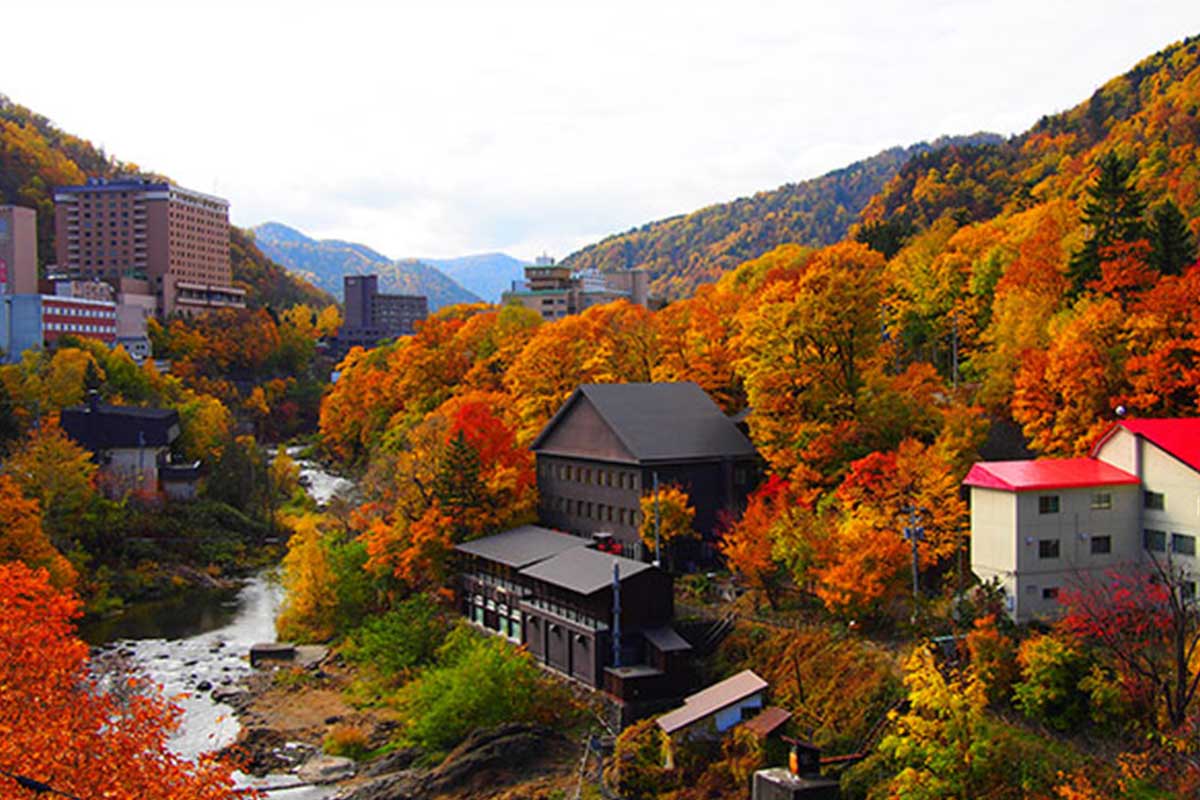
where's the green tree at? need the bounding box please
[1148,198,1197,276]
[1068,151,1146,293]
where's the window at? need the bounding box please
[1039,539,1060,559]
[1042,587,1059,600]
[1091,492,1112,510]
[1090,535,1112,555]
[1172,533,1196,556]
[1145,491,1165,511]
[1038,495,1060,514]
[1144,529,1167,552]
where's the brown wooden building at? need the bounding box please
[531,382,760,560]
[456,526,691,702]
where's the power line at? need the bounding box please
[0,766,88,800]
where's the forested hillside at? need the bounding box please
[253,222,481,309]
[0,95,331,311]
[561,134,1001,299]
[297,34,1200,798]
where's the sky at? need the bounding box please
[3,1,1200,261]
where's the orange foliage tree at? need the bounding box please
[0,475,75,589]
[0,562,252,799]
[718,476,787,608]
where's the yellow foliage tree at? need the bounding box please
[0,474,76,589]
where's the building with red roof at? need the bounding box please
[965,419,1200,622]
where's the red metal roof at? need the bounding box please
[963,458,1139,492]
[1092,418,1200,472]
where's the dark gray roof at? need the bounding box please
[644,626,693,653]
[518,546,652,595]
[60,404,180,452]
[455,525,586,569]
[532,382,758,463]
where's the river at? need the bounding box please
[86,452,353,799]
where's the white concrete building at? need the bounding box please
[966,419,1200,622]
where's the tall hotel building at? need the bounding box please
[54,179,245,316]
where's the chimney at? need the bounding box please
[87,389,100,413]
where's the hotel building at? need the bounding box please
[53,179,245,316]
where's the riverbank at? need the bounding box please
[222,646,590,799]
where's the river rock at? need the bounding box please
[333,769,422,800]
[298,754,357,784]
[250,642,296,667]
[362,746,420,777]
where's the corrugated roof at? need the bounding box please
[963,459,1139,491]
[531,382,758,462]
[454,525,586,569]
[656,669,768,734]
[742,706,791,737]
[60,403,180,451]
[1093,418,1200,473]
[518,546,651,596]
[644,626,693,653]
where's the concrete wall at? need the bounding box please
[0,206,37,295]
[971,483,1140,622]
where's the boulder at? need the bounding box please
[298,754,357,785]
[362,747,420,777]
[250,642,295,668]
[332,769,422,800]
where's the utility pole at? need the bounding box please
[653,471,662,568]
[612,560,622,668]
[903,507,925,624]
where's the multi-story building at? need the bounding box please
[0,205,38,295]
[1,290,118,362]
[53,178,245,316]
[531,382,760,560]
[966,418,1200,622]
[502,256,650,322]
[335,274,428,356]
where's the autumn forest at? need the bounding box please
[2,29,1200,800]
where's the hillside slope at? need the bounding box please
[560,134,1002,299]
[421,253,526,303]
[0,94,331,310]
[253,222,482,310]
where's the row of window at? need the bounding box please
[1038,492,1112,514]
[548,495,640,527]
[1144,529,1196,555]
[48,307,115,319]
[1029,582,1196,602]
[544,462,642,491]
[1038,490,1170,514]
[46,322,113,334]
[1035,531,1198,559]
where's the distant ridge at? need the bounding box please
[252,223,483,310]
[560,133,1003,299]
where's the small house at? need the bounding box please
[656,669,768,767]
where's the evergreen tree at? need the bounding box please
[83,359,104,396]
[0,380,19,455]
[1148,198,1197,276]
[1069,151,1147,293]
[432,431,483,540]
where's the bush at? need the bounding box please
[323,725,371,760]
[394,624,577,753]
[343,595,452,684]
[1013,634,1092,731]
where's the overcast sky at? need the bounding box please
[3,1,1199,261]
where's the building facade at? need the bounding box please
[456,525,689,706]
[502,256,650,322]
[0,205,38,295]
[966,418,1200,622]
[1,292,118,362]
[531,382,760,559]
[335,274,428,356]
[53,179,244,316]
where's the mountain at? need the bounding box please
[252,222,482,310]
[0,94,332,310]
[420,253,526,303]
[560,133,1003,299]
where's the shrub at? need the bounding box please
[343,594,451,684]
[323,725,371,760]
[1013,634,1092,730]
[394,624,577,753]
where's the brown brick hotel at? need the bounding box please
[54,179,245,316]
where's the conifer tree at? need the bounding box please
[1148,198,1197,276]
[1069,151,1146,293]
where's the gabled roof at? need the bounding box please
[454,525,586,569]
[531,382,758,463]
[963,459,1139,492]
[1092,418,1200,473]
[742,706,791,738]
[518,546,652,596]
[656,669,768,734]
[60,403,180,451]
